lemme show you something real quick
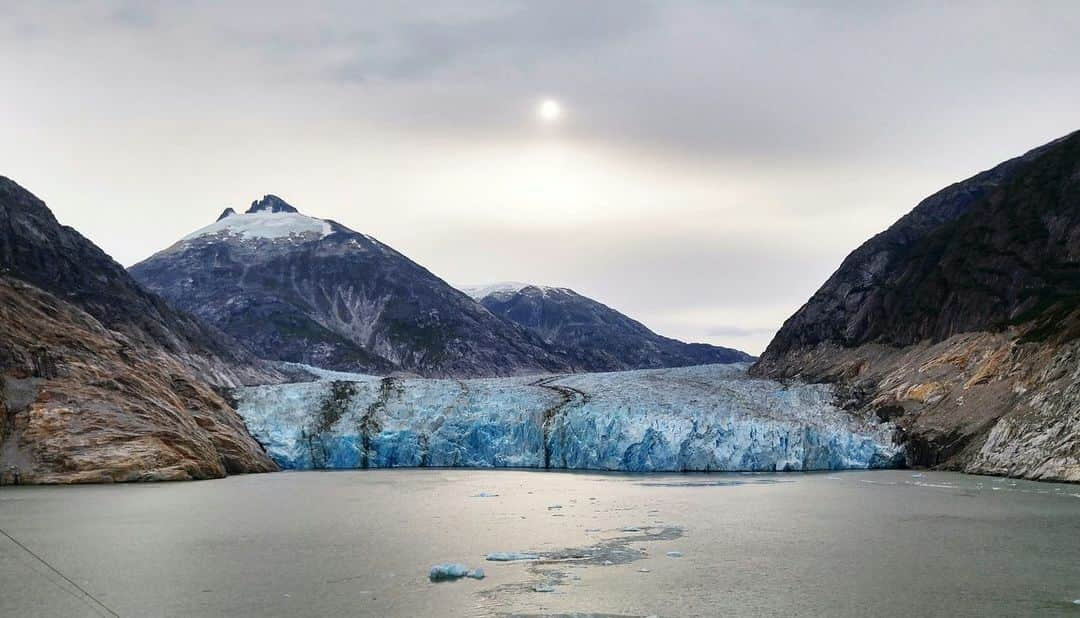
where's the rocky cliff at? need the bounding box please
[130,196,572,378]
[0,177,278,483]
[752,131,1080,482]
[462,282,753,371]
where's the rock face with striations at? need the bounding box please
[0,177,279,483]
[130,197,572,378]
[752,131,1080,482]
[462,283,753,371]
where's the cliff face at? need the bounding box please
[130,197,572,378]
[0,177,278,484]
[753,131,1080,482]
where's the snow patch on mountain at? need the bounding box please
[459,282,570,300]
[181,211,333,242]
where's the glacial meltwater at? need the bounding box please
[2,470,1079,617]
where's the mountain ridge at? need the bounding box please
[0,177,279,483]
[464,282,754,371]
[752,130,1080,482]
[131,198,573,378]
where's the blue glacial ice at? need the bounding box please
[428,563,475,581]
[235,363,901,473]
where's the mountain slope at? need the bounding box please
[462,282,753,371]
[752,131,1080,481]
[130,197,571,378]
[0,177,278,483]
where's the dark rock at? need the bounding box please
[465,284,753,371]
[131,199,573,377]
[752,130,1080,481]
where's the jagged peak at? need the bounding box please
[246,195,299,214]
[216,207,238,222]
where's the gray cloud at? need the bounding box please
[2,1,1079,355]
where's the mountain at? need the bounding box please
[0,177,279,483]
[752,131,1080,482]
[461,282,754,370]
[129,196,571,378]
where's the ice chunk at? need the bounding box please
[471,492,499,498]
[621,527,643,532]
[638,568,651,573]
[467,568,485,580]
[533,584,556,593]
[429,563,471,581]
[486,552,540,562]
[666,551,683,558]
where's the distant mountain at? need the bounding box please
[461,282,754,371]
[0,176,278,483]
[130,196,571,378]
[753,131,1080,482]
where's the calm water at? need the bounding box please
[2,469,1079,617]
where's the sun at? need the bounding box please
[537,99,562,122]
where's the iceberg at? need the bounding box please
[428,563,477,581]
[236,364,900,473]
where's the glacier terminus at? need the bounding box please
[236,364,901,472]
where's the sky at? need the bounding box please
[2,1,1079,354]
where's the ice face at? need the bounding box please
[236,364,900,473]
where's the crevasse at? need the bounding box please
[236,364,901,472]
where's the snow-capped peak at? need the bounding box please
[459,282,572,300]
[247,194,299,214]
[181,197,332,242]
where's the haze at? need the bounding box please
[3,1,1078,354]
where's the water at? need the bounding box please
[1,469,1078,617]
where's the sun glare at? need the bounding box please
[537,99,562,122]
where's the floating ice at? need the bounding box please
[533,584,556,593]
[467,568,485,580]
[621,527,643,533]
[666,551,683,558]
[471,492,499,498]
[235,364,901,473]
[486,552,540,562]
[428,564,474,581]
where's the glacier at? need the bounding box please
[235,363,901,472]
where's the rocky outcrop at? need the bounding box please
[462,283,753,371]
[753,131,1080,481]
[0,177,279,483]
[130,196,572,378]
[0,277,277,483]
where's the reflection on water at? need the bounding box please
[1,469,1079,617]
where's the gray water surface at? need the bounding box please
[2,469,1079,617]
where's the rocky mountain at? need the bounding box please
[752,131,1080,482]
[130,197,571,378]
[0,176,279,483]
[462,282,754,371]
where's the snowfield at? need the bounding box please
[180,211,332,242]
[235,364,901,472]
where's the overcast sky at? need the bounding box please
[3,1,1079,354]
